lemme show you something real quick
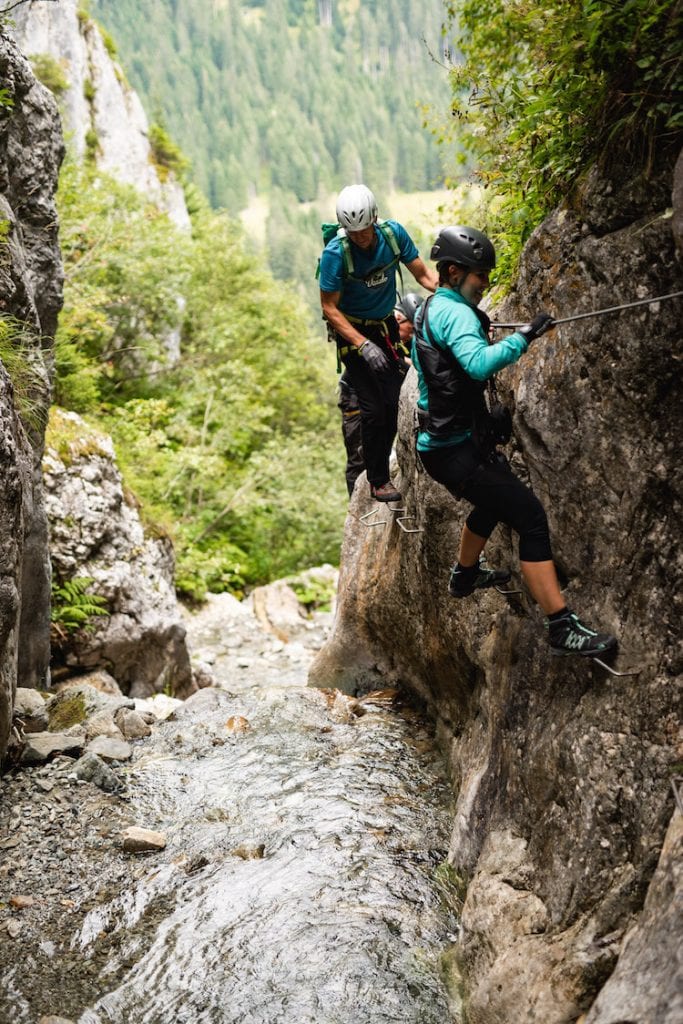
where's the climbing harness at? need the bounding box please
[335,313,399,359]
[330,312,402,372]
[492,290,683,330]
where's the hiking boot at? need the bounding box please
[371,481,402,503]
[448,559,511,598]
[545,611,618,658]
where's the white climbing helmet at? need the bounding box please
[335,184,378,231]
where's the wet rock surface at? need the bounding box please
[0,585,462,1024]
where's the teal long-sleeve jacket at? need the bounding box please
[411,287,528,452]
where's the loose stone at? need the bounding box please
[9,895,35,909]
[122,826,167,853]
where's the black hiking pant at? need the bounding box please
[338,318,404,489]
[338,373,364,496]
[419,440,553,562]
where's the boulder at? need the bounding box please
[247,579,307,642]
[43,411,196,699]
[14,686,49,733]
[73,752,121,793]
[21,731,85,765]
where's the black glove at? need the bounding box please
[358,339,390,375]
[518,312,555,343]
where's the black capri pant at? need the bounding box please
[419,439,553,562]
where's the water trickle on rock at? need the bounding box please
[1,589,462,1023]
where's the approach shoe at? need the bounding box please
[371,481,402,503]
[545,611,618,658]
[448,559,512,598]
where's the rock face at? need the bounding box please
[10,0,189,365]
[584,808,683,1024]
[0,31,63,751]
[0,364,33,757]
[310,153,682,1021]
[10,0,190,232]
[44,410,195,699]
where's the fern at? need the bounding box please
[51,576,109,645]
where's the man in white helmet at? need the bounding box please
[337,292,424,498]
[320,184,437,503]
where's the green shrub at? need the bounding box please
[287,571,336,613]
[148,122,190,181]
[0,315,49,432]
[443,0,683,284]
[29,53,69,97]
[55,158,345,600]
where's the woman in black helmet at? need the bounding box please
[412,225,618,659]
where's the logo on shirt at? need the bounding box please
[365,269,388,289]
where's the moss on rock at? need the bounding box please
[48,690,87,731]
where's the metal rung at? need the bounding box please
[359,507,388,527]
[591,657,642,678]
[494,585,524,596]
[387,506,423,533]
[395,516,423,534]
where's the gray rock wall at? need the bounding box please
[0,31,63,749]
[310,154,682,1021]
[0,365,32,757]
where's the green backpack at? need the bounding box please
[316,220,403,286]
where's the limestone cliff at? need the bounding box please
[0,30,63,751]
[310,154,682,1021]
[10,0,190,233]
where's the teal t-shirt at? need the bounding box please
[318,220,418,320]
[412,287,528,452]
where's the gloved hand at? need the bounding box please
[358,339,390,375]
[518,312,555,343]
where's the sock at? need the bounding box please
[455,561,479,578]
[547,607,569,623]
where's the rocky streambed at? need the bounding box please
[0,584,463,1024]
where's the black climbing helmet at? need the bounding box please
[430,226,496,271]
[394,292,424,324]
